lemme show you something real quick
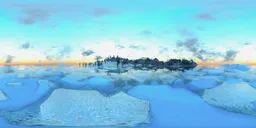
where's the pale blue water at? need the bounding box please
[0,64,256,128]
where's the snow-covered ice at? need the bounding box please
[186,79,219,92]
[57,75,87,89]
[5,89,150,127]
[83,76,119,95]
[202,81,256,116]
[172,78,185,88]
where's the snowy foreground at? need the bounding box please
[0,64,256,127]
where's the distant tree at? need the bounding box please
[95,56,102,61]
[145,58,151,66]
[95,56,102,67]
[181,59,190,65]
[134,59,139,67]
[116,56,121,66]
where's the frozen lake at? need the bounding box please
[0,64,256,127]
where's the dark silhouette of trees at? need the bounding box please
[95,56,103,66]
[116,56,121,66]
[145,58,151,67]
[134,59,139,68]
[91,55,197,70]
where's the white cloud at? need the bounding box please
[236,44,256,61]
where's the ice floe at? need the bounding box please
[2,89,150,127]
[202,81,256,116]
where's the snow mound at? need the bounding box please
[172,79,185,88]
[202,82,256,116]
[186,75,224,83]
[57,75,87,89]
[223,64,250,71]
[156,73,177,85]
[183,70,204,76]
[125,71,153,84]
[84,76,119,95]
[203,68,225,75]
[186,79,219,92]
[114,69,180,87]
[236,72,256,82]
[6,89,150,127]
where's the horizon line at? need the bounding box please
[0,61,255,67]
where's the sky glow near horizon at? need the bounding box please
[0,0,256,64]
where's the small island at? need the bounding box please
[80,56,197,72]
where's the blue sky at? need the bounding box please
[0,0,256,64]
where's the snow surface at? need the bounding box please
[2,89,150,127]
[202,81,256,116]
